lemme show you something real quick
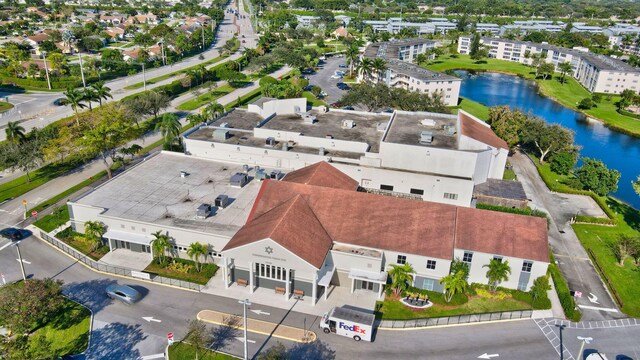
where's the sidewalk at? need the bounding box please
[197,310,316,343]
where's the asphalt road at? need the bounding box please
[307,56,350,107]
[3,233,639,360]
[510,150,624,321]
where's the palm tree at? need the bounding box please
[84,221,106,251]
[83,86,98,110]
[155,113,181,149]
[356,57,374,81]
[414,53,428,66]
[483,259,511,292]
[186,113,206,126]
[388,263,415,296]
[202,102,225,121]
[186,242,208,272]
[151,230,172,264]
[439,270,468,303]
[345,45,360,78]
[5,121,25,142]
[369,32,379,43]
[558,62,573,84]
[371,57,387,81]
[63,87,87,126]
[91,81,112,106]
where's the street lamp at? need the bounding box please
[293,295,309,342]
[13,242,27,282]
[577,336,593,360]
[22,199,27,220]
[555,324,566,360]
[238,298,251,360]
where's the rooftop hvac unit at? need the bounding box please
[180,171,188,178]
[243,164,249,173]
[220,122,229,128]
[319,147,325,155]
[303,114,317,124]
[212,129,229,141]
[377,122,388,132]
[230,172,249,188]
[270,170,283,180]
[266,137,276,147]
[196,203,212,219]
[215,195,229,208]
[283,142,289,151]
[342,119,355,128]
[255,169,267,181]
[421,118,436,127]
[420,131,434,144]
[444,125,457,136]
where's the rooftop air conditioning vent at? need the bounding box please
[302,114,317,124]
[420,130,433,144]
[266,137,276,147]
[220,122,229,128]
[212,129,229,141]
[421,119,436,127]
[342,119,356,128]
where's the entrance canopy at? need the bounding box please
[103,229,154,246]
[348,268,388,284]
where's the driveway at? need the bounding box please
[307,55,350,106]
[509,150,624,321]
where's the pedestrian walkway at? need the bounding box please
[197,309,316,343]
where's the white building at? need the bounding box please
[296,15,319,28]
[363,18,457,35]
[571,23,604,34]
[500,20,565,35]
[476,23,501,35]
[458,36,640,94]
[362,40,462,106]
[68,152,549,305]
[183,98,508,207]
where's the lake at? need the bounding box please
[456,70,640,210]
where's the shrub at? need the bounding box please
[591,93,602,104]
[476,287,510,300]
[550,151,577,175]
[476,203,548,219]
[168,260,192,274]
[548,258,581,321]
[259,76,278,87]
[404,286,469,305]
[574,215,617,225]
[578,98,594,109]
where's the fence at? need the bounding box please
[39,231,202,291]
[378,310,533,329]
[587,248,624,308]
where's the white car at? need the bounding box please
[330,74,342,79]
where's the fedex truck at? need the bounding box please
[319,306,375,342]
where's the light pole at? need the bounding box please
[556,324,566,360]
[293,295,308,341]
[238,298,251,360]
[577,336,593,360]
[22,199,27,220]
[13,242,27,282]
[41,51,52,90]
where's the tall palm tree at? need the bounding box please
[63,87,87,126]
[84,221,106,251]
[356,57,374,81]
[202,102,225,121]
[91,81,112,106]
[151,230,172,264]
[369,32,379,43]
[186,113,206,127]
[558,62,573,84]
[388,263,415,296]
[483,259,511,292]
[5,121,25,142]
[345,45,360,78]
[155,113,181,148]
[186,242,208,272]
[439,270,468,303]
[371,57,387,81]
[83,86,98,111]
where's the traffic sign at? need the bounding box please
[167,332,174,344]
[574,291,582,298]
[32,211,38,217]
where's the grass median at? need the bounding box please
[176,84,235,111]
[428,54,640,137]
[169,342,237,360]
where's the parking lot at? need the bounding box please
[307,55,351,107]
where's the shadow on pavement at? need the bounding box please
[209,316,240,353]
[63,278,118,314]
[86,322,146,360]
[284,340,336,360]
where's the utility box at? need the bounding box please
[270,170,283,180]
[196,204,212,219]
[215,195,229,208]
[230,173,249,188]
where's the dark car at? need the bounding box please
[330,102,342,107]
[342,106,355,110]
[303,85,314,91]
[0,228,30,241]
[53,98,66,106]
[106,284,142,304]
[338,64,348,68]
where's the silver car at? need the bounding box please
[106,284,141,304]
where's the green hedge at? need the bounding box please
[469,283,552,310]
[404,286,469,305]
[617,108,640,120]
[476,203,548,219]
[574,215,617,226]
[548,253,582,321]
[1,75,83,90]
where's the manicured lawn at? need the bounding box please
[33,206,70,233]
[503,167,517,181]
[376,295,531,320]
[56,227,109,261]
[572,198,640,317]
[303,91,326,107]
[29,170,107,216]
[428,55,640,137]
[145,257,219,285]
[30,297,91,356]
[0,101,14,112]
[176,84,235,111]
[169,342,238,360]
[457,97,489,120]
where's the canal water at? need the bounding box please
[456,70,640,210]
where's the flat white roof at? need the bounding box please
[103,229,154,245]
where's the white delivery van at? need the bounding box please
[319,306,375,342]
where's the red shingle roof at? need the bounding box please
[282,162,359,190]
[459,111,508,150]
[455,207,549,262]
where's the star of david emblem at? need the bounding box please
[265,246,273,255]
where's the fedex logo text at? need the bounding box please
[339,322,367,334]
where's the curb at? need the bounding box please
[62,294,95,357]
[378,317,530,331]
[30,227,199,293]
[197,310,316,343]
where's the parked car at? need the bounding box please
[303,85,314,91]
[0,228,30,241]
[335,70,346,76]
[53,98,66,106]
[342,106,355,110]
[382,108,394,113]
[106,284,142,304]
[330,102,342,107]
[337,83,350,90]
[338,64,348,68]
[330,74,342,79]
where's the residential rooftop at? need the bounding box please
[74,152,267,236]
[386,59,461,82]
[384,111,459,149]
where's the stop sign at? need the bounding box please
[167,332,174,340]
[31,211,38,217]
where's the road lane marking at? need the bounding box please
[137,354,165,360]
[577,305,619,313]
[142,316,161,323]
[17,258,31,264]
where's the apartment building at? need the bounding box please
[500,20,565,35]
[363,18,457,35]
[458,36,640,94]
